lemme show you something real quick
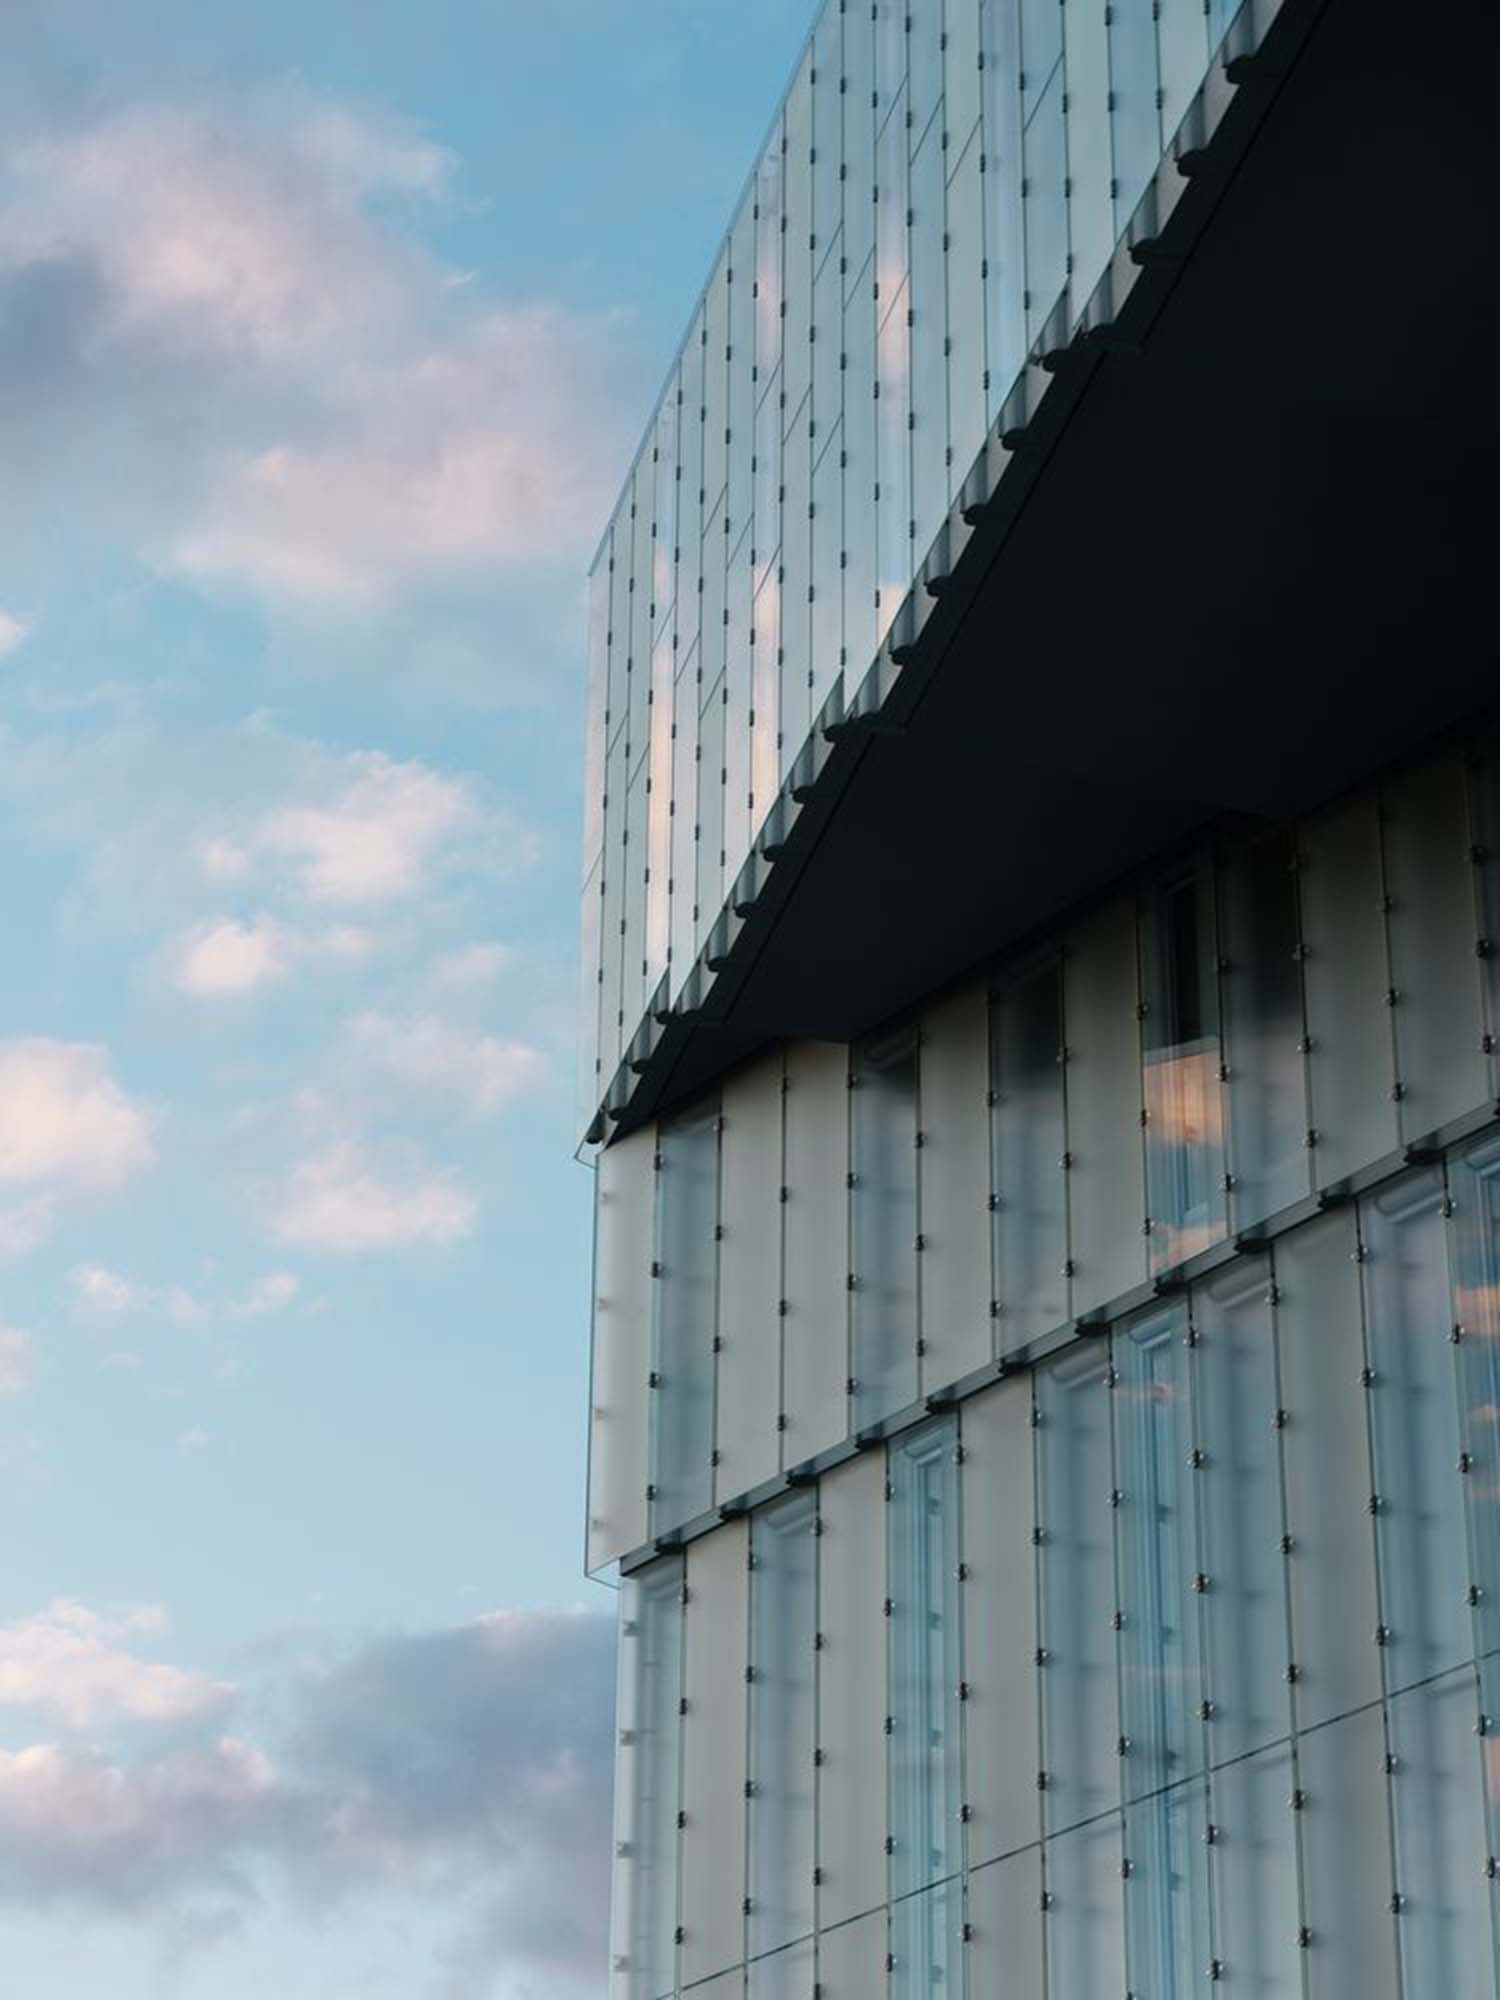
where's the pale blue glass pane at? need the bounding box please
[652,387,679,639]
[945,128,987,491]
[607,515,630,750]
[1210,1741,1303,2000]
[876,83,910,325]
[751,562,780,842]
[755,363,784,593]
[701,489,728,695]
[728,208,756,552]
[1388,1668,1494,1998]
[842,252,879,677]
[779,394,812,782]
[891,1879,965,2000]
[852,1028,919,1427]
[1451,1132,1500,1661]
[724,524,753,872]
[611,1561,684,2000]
[696,673,726,940]
[1140,857,1228,1273]
[876,276,912,647]
[676,320,706,643]
[889,1419,963,1896]
[651,1102,719,1530]
[1039,1344,1120,1831]
[628,465,653,757]
[748,1936,815,2000]
[1473,742,1500,1099]
[1116,1304,1204,1799]
[1046,1814,1126,2000]
[983,0,1027,414]
[756,124,786,396]
[749,1491,818,1958]
[622,757,648,1029]
[1158,0,1210,141]
[908,3,942,151]
[783,68,813,427]
[946,0,983,153]
[1020,0,1063,102]
[1363,1169,1470,1692]
[875,0,907,132]
[1062,0,1113,302]
[810,414,843,710]
[703,256,731,516]
[909,121,949,564]
[843,0,877,302]
[578,858,604,1124]
[1208,0,1239,51]
[1022,63,1068,343]
[1109,4,1162,231]
[669,652,699,987]
[1124,1778,1212,2000]
[600,734,627,1071]
[584,547,611,881]
[811,9,843,276]
[1220,828,1310,1229]
[991,957,1068,1352]
[812,226,844,469]
[1192,1262,1291,1761]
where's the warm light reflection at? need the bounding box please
[644,634,674,983]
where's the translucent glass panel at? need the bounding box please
[918,986,994,1393]
[680,1519,750,1987]
[1065,900,1147,1316]
[590,1127,655,1571]
[1473,743,1500,1096]
[1386,1667,1494,1998]
[851,1029,919,1428]
[1276,1205,1381,1729]
[1210,1741,1304,1999]
[1038,1345,1120,1833]
[1298,1708,1400,2000]
[717,1056,786,1501]
[781,1040,850,1466]
[1115,1305,1204,1800]
[1062,0,1112,294]
[749,1493,818,1960]
[1299,797,1399,1187]
[610,1559,684,2000]
[909,123,949,566]
[1219,827,1311,1229]
[991,957,1069,1353]
[1382,753,1489,1139]
[1140,858,1228,1272]
[981,0,1026,417]
[1451,1132,1500,1660]
[960,1375,1041,1868]
[1109,0,1162,231]
[888,1419,963,1900]
[816,1912,886,2000]
[817,1449,889,1929]
[1361,1170,1470,1691]
[1045,1813,1127,2000]
[1123,1779,1212,2000]
[889,1880,965,2000]
[652,1102,720,1532]
[746,1937,814,2000]
[945,130,986,505]
[967,1848,1044,2000]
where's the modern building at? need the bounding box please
[576,1,1500,1994]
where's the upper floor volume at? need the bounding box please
[577,0,1500,1148]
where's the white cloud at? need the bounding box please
[232,1272,299,1317]
[0,1330,34,1398]
[173,915,289,997]
[0,1043,154,1251]
[73,1264,134,1312]
[429,941,511,989]
[348,1011,545,1116]
[73,1264,299,1324]
[0,610,28,658]
[255,751,478,905]
[0,1602,233,1732]
[272,1140,475,1252]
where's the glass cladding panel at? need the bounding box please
[703,255,731,516]
[748,1936,814,2000]
[784,72,813,430]
[610,1561,684,2000]
[1062,0,1112,305]
[698,671,726,927]
[600,740,626,1075]
[875,275,912,647]
[812,235,844,470]
[678,317,706,641]
[1474,743,1500,1093]
[876,83,911,318]
[1157,0,1210,140]
[875,0,907,131]
[724,529,753,871]
[961,1376,1042,1867]
[890,1880,964,2000]
[1297,1709,1400,2000]
[1109,4,1162,231]
[918,985,994,1393]
[946,0,983,154]
[780,394,813,784]
[782,1040,850,1466]
[1219,828,1311,1229]
[888,1419,963,1898]
[751,559,781,831]
[584,548,611,872]
[842,3,876,301]
[652,1102,719,1533]
[755,368,784,595]
[669,651,699,992]
[1065,899,1147,1316]
[1387,1667,1494,1997]
[749,1491,818,1959]
[811,8,842,275]
[945,130,987,495]
[1275,1205,1382,1729]
[1452,1133,1500,1659]
[756,128,786,393]
[842,253,878,681]
[608,525,630,750]
[680,1519,750,1987]
[1123,1779,1212,2000]
[652,394,679,636]
[728,209,756,551]
[810,413,843,715]
[991,958,1069,1352]
[817,1449,890,1928]
[1021,63,1068,343]
[1038,1344,1120,1832]
[909,124,949,564]
[817,1911,886,1999]
[1140,859,1228,1273]
[1115,1304,1204,1800]
[645,630,673,990]
[852,1029,920,1428]
[1020,0,1063,91]
[717,1055,785,1501]
[1299,795,1399,1188]
[695,1976,746,2000]
[1192,1261,1292,1761]
[1045,1814,1127,2000]
[578,861,604,1127]
[702,489,729,693]
[908,0,942,149]
[1210,1741,1303,2000]
[1362,1170,1469,1691]
[590,1127,655,1570]
[983,0,1027,418]
[1384,754,1490,1138]
[621,768,649,1033]
[968,1847,1045,2000]
[628,471,653,760]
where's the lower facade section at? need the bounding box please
[608,1127,1500,1999]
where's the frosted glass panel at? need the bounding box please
[852,1028,919,1428]
[982,0,1026,416]
[750,1493,818,1959]
[967,1847,1044,2000]
[1210,1741,1303,2000]
[1065,900,1146,1316]
[1387,1667,1494,1999]
[781,1041,850,1466]
[1123,1779,1211,2000]
[747,1937,814,2000]
[817,1449,889,1927]
[718,1057,785,1501]
[590,1127,656,1570]
[1038,1344,1120,1833]
[817,1912,886,2000]
[992,957,1069,1352]
[1062,0,1111,295]
[1276,1206,1381,1728]
[610,1560,684,2000]
[1451,1132,1500,1660]
[680,1520,750,1986]
[888,1419,963,1898]
[919,985,994,1393]
[889,1880,964,2000]
[1140,858,1228,1273]
[653,1101,720,1532]
[1108,0,1161,228]
[1045,1814,1126,2000]
[1298,1709,1400,2000]
[960,1376,1041,1867]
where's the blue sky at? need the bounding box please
[0,5,815,1993]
